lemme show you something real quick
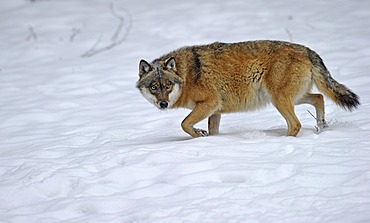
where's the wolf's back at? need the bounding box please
[309,49,360,111]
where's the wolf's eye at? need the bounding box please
[150,85,157,91]
[166,82,172,90]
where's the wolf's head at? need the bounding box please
[136,57,182,109]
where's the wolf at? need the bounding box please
[136,40,360,138]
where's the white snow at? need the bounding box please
[1,0,370,222]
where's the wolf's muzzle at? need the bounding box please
[159,101,168,109]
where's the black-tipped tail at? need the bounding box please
[309,48,360,112]
[335,86,360,111]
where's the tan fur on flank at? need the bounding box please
[136,41,360,138]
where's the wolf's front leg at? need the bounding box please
[208,114,221,135]
[181,101,220,138]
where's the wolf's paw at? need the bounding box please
[194,128,209,137]
[315,120,329,133]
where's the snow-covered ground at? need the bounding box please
[1,0,370,222]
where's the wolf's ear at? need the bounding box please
[139,59,151,77]
[165,57,176,71]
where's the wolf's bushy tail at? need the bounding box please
[309,49,360,111]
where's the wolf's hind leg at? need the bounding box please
[208,114,221,135]
[297,93,328,131]
[273,98,301,136]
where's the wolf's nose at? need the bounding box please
[159,101,168,109]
